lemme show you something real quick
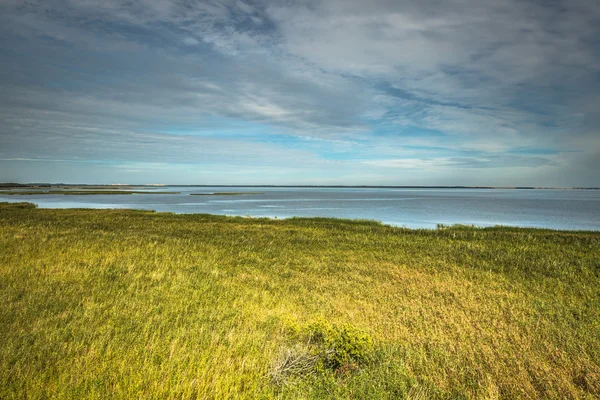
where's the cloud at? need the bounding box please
[0,0,598,184]
[362,154,557,169]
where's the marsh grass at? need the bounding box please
[0,202,599,399]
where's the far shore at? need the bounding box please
[190,192,265,196]
[1,183,598,190]
[0,190,180,195]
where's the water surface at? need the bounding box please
[2,187,599,230]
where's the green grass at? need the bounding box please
[0,191,180,195]
[0,202,599,399]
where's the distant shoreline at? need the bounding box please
[1,183,598,190]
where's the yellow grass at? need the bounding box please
[0,203,598,399]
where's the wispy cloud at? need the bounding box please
[0,0,598,184]
[363,155,557,169]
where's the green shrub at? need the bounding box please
[306,319,374,371]
[271,319,374,386]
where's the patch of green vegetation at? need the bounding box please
[1,201,38,208]
[0,202,599,399]
[190,192,265,196]
[270,319,374,387]
[0,184,138,190]
[0,190,180,195]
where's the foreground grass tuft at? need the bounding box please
[0,202,599,399]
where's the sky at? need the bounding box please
[0,0,599,186]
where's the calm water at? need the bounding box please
[2,187,600,230]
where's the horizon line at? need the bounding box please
[1,183,599,190]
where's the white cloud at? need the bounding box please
[182,37,199,46]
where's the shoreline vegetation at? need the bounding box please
[0,190,261,196]
[1,202,599,398]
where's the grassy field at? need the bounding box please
[0,202,599,399]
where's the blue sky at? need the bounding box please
[0,0,599,186]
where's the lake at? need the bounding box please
[2,187,600,230]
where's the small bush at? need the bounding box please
[306,319,374,371]
[271,319,374,386]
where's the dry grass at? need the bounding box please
[270,345,320,386]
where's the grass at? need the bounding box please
[0,191,180,195]
[0,202,599,399]
[190,192,265,196]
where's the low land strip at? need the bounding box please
[0,191,180,195]
[190,192,265,196]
